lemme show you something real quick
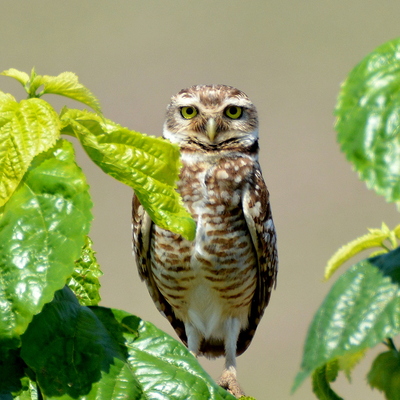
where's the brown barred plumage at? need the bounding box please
[132,85,278,397]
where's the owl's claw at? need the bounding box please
[217,368,245,398]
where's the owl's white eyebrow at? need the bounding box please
[228,98,252,107]
[176,97,200,106]
[176,99,250,109]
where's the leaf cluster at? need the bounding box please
[0,69,235,399]
[294,38,400,400]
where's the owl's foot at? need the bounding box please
[217,368,245,398]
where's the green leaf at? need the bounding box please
[21,286,133,399]
[20,287,235,400]
[335,37,400,202]
[0,92,60,206]
[67,236,102,306]
[0,348,25,395]
[0,139,92,349]
[369,247,400,284]
[367,350,400,400]
[32,72,101,114]
[91,307,236,400]
[60,108,196,240]
[1,68,30,87]
[312,361,344,400]
[293,249,400,391]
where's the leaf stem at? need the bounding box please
[384,338,397,352]
[37,383,44,400]
[380,243,391,252]
[388,234,398,250]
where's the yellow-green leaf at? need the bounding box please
[1,68,30,86]
[394,224,400,240]
[337,349,367,381]
[0,92,60,206]
[36,72,101,113]
[368,249,388,258]
[60,108,196,240]
[324,226,389,280]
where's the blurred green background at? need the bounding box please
[2,1,399,399]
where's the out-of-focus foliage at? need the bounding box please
[295,37,400,400]
[335,38,400,203]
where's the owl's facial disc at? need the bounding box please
[163,84,259,149]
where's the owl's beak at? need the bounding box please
[206,118,217,141]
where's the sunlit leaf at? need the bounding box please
[1,69,29,87]
[14,379,38,400]
[0,140,92,349]
[67,236,102,306]
[335,37,400,202]
[60,108,196,240]
[294,248,400,391]
[368,350,400,400]
[0,92,60,206]
[33,72,101,113]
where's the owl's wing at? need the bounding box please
[132,194,152,281]
[132,194,188,343]
[238,165,278,355]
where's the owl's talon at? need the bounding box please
[217,368,245,398]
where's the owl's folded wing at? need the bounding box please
[239,164,278,354]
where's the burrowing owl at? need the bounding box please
[132,85,278,397]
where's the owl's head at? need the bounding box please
[163,85,258,151]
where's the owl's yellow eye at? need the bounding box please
[180,106,198,119]
[224,106,243,119]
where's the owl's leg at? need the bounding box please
[184,322,201,357]
[217,318,245,398]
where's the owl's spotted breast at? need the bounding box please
[151,154,259,344]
